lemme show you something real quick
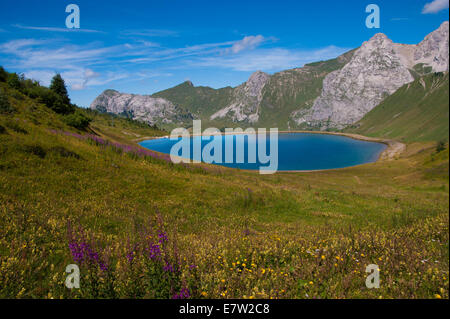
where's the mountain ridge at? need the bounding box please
[293,21,449,130]
[91,21,449,131]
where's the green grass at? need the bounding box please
[0,78,448,299]
[80,108,168,144]
[346,72,449,142]
[153,81,234,119]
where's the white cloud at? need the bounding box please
[122,40,235,64]
[13,24,104,33]
[23,70,55,86]
[227,35,266,54]
[137,40,160,47]
[0,32,348,92]
[0,38,120,70]
[25,67,127,91]
[71,69,100,90]
[422,0,449,14]
[121,29,178,37]
[190,46,350,72]
[122,35,269,64]
[0,39,49,52]
[0,39,129,91]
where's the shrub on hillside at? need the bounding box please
[63,111,91,130]
[0,89,16,114]
[22,144,46,158]
[38,89,75,115]
[48,146,81,159]
[0,124,5,134]
[4,120,28,134]
[2,69,75,115]
[6,73,23,90]
[24,83,49,100]
[436,140,446,153]
[0,66,7,82]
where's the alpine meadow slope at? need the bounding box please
[0,13,449,301]
[1,68,449,299]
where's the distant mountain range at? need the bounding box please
[91,21,449,134]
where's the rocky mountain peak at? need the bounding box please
[248,70,269,82]
[362,32,395,52]
[414,20,449,72]
[209,71,270,123]
[368,32,390,42]
[291,22,448,130]
[90,90,192,125]
[244,71,270,97]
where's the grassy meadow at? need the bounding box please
[0,76,449,299]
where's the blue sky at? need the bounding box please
[0,0,448,107]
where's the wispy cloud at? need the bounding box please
[189,46,350,72]
[422,0,449,14]
[0,39,119,69]
[0,39,127,90]
[390,18,409,21]
[121,29,178,37]
[24,68,129,91]
[122,35,271,64]
[122,40,236,64]
[13,24,105,34]
[71,69,100,90]
[0,32,348,91]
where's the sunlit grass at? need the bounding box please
[0,85,448,299]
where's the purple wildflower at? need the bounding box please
[163,260,174,272]
[67,222,108,271]
[50,129,195,167]
[172,287,191,299]
[158,231,168,244]
[146,243,161,259]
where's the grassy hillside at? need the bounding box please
[81,108,167,144]
[152,81,237,131]
[0,72,449,299]
[153,81,234,119]
[346,72,449,142]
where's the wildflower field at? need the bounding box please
[0,82,449,299]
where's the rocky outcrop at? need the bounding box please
[210,71,270,123]
[413,21,449,72]
[90,90,192,125]
[292,21,449,130]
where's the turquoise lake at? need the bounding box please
[139,133,387,171]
